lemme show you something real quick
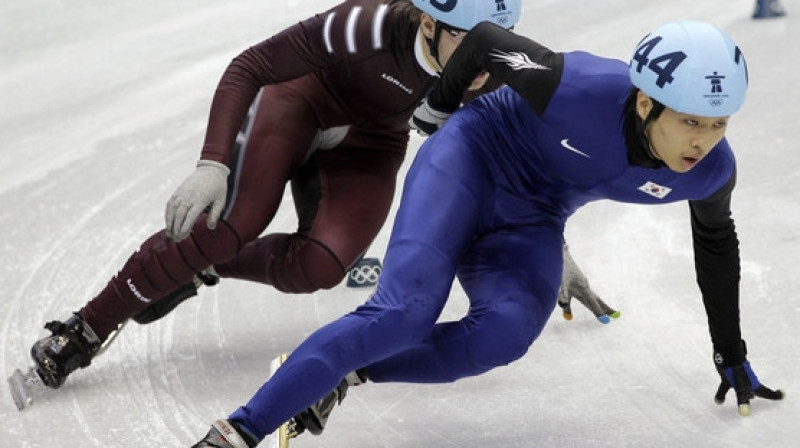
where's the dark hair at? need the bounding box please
[624,88,666,168]
[624,88,665,126]
[406,0,422,24]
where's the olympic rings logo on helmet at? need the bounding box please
[411,0,521,31]
[629,20,748,117]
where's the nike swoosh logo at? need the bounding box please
[560,139,591,159]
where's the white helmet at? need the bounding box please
[629,21,748,117]
[412,0,520,30]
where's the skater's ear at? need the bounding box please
[635,91,654,121]
[420,13,437,40]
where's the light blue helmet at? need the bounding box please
[411,0,520,30]
[629,20,748,117]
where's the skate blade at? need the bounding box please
[7,367,45,411]
[262,354,291,448]
[277,420,292,448]
[96,320,127,357]
[263,423,291,448]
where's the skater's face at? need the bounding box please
[420,14,464,70]
[420,14,488,90]
[637,91,729,173]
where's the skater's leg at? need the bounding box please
[365,225,563,383]
[79,223,241,339]
[753,0,786,19]
[227,128,495,440]
[77,85,318,339]
[215,133,405,292]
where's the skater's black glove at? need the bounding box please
[712,340,785,416]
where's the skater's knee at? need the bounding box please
[468,298,544,370]
[354,295,437,346]
[273,238,347,293]
[131,224,238,292]
[190,219,242,263]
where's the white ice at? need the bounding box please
[1,0,798,447]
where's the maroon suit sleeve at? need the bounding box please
[199,11,337,164]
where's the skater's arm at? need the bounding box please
[200,19,332,165]
[200,1,408,165]
[427,21,564,115]
[693,171,785,416]
[688,170,741,352]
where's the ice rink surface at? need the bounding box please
[1,0,798,446]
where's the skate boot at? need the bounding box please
[192,419,258,448]
[753,0,786,18]
[30,313,102,388]
[293,370,368,436]
[132,268,219,324]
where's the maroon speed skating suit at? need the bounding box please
[79,0,496,339]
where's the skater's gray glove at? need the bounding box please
[713,340,784,416]
[558,244,619,324]
[409,97,452,136]
[165,160,229,242]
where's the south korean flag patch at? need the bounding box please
[638,181,672,199]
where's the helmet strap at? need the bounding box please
[424,22,446,72]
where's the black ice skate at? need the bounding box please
[31,313,102,388]
[8,313,123,411]
[132,268,219,324]
[192,419,258,448]
[292,369,368,436]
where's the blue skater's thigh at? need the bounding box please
[454,226,564,370]
[367,225,564,383]
[385,128,495,267]
[373,126,498,338]
[229,128,507,436]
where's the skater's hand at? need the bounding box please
[559,243,619,324]
[713,340,784,416]
[165,160,229,242]
[409,97,451,136]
